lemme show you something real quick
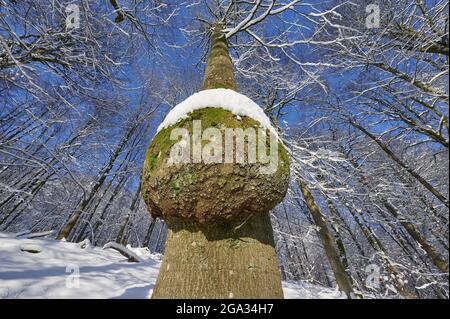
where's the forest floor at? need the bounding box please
[0,232,345,299]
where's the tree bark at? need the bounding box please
[296,176,355,298]
[151,213,284,299]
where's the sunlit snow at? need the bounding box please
[0,232,344,299]
[157,88,278,137]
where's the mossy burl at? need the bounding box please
[141,107,290,224]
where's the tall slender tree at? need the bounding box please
[141,24,290,298]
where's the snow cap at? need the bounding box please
[157,88,278,137]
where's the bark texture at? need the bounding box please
[151,213,284,298]
[202,24,236,91]
[297,176,355,298]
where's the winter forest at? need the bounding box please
[0,0,448,299]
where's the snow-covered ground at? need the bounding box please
[0,232,343,299]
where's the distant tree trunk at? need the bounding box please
[324,197,359,291]
[296,176,355,298]
[0,117,92,230]
[0,116,91,219]
[85,123,144,243]
[56,123,136,240]
[143,219,157,248]
[280,202,306,279]
[382,200,449,273]
[0,177,49,228]
[0,109,49,150]
[73,186,111,243]
[154,222,166,253]
[115,214,130,244]
[272,214,302,280]
[116,184,141,244]
[340,195,417,298]
[344,146,449,274]
[77,167,130,243]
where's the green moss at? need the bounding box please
[144,107,290,177]
[277,142,290,175]
[147,155,157,170]
[188,108,229,125]
[172,180,181,196]
[183,172,198,185]
[211,83,231,90]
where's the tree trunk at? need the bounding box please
[151,213,284,299]
[297,176,355,298]
[382,200,449,273]
[344,200,417,298]
[56,123,136,240]
[324,196,362,294]
[342,144,449,274]
[143,219,157,248]
[116,183,141,244]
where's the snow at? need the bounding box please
[16,230,54,239]
[103,242,143,263]
[0,232,341,299]
[157,89,278,137]
[0,232,159,299]
[282,281,347,299]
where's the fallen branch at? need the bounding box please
[103,242,142,263]
[16,230,55,239]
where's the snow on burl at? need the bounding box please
[0,232,344,299]
[157,88,278,136]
